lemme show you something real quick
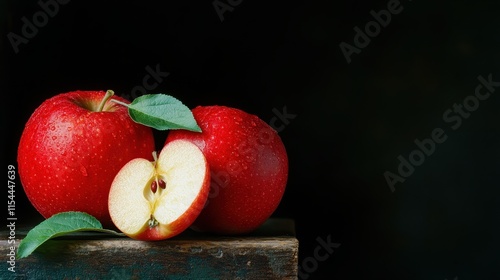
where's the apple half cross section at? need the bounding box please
[108,139,210,241]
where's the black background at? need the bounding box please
[4,0,500,279]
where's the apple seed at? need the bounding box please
[151,181,158,194]
[150,178,166,194]
[159,179,166,189]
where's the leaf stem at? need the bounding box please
[109,98,131,108]
[97,90,115,112]
[87,228,127,236]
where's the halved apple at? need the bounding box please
[108,139,210,240]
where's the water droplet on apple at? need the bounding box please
[52,136,57,140]
[250,121,257,127]
[50,125,56,131]
[80,166,88,177]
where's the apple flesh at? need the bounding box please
[165,105,289,234]
[108,139,210,240]
[17,90,155,227]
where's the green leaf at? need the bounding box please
[17,212,123,259]
[122,94,201,132]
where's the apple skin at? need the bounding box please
[165,105,289,234]
[17,90,155,227]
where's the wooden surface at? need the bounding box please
[1,218,298,280]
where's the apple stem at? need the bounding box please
[152,151,158,164]
[97,90,115,112]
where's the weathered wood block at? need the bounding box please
[1,218,298,279]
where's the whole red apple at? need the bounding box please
[17,90,155,227]
[165,105,288,234]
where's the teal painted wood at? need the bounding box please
[1,218,298,280]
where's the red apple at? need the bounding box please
[17,90,155,227]
[108,139,210,240]
[165,105,289,234]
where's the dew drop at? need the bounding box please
[50,126,56,131]
[80,166,88,177]
[52,136,57,140]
